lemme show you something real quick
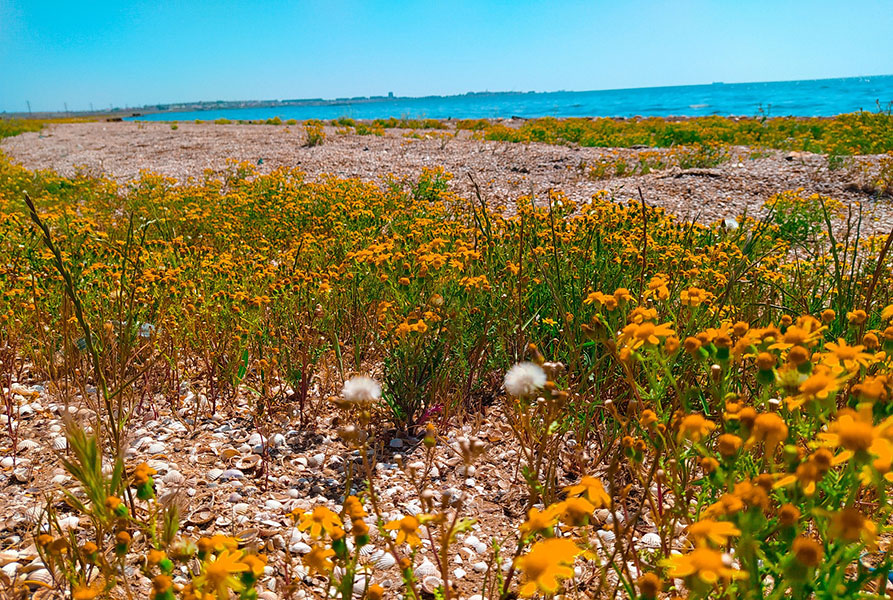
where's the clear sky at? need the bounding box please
[1,0,892,113]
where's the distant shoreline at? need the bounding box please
[4,74,891,120]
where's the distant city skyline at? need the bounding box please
[2,0,892,113]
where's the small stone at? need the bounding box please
[453,567,466,579]
[388,438,404,449]
[472,561,488,573]
[265,499,283,511]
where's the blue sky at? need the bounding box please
[1,0,892,113]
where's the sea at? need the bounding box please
[129,75,893,122]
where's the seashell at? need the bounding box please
[163,470,185,485]
[195,454,217,465]
[13,467,32,483]
[352,573,370,596]
[236,528,259,545]
[421,575,443,594]
[404,502,423,516]
[146,442,166,455]
[597,529,616,544]
[237,455,262,471]
[215,515,232,527]
[640,532,661,549]
[373,552,397,570]
[472,561,488,573]
[1,562,20,578]
[52,437,68,451]
[219,469,245,481]
[18,440,39,452]
[414,559,438,579]
[23,568,52,586]
[58,516,80,531]
[290,542,311,554]
[359,545,378,558]
[221,448,240,460]
[207,468,224,480]
[188,508,214,526]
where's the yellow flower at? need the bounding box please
[73,585,102,600]
[303,545,335,574]
[821,339,873,371]
[519,505,560,537]
[298,506,343,538]
[774,449,833,496]
[620,320,676,349]
[829,507,876,547]
[817,406,893,471]
[792,536,823,567]
[193,549,248,599]
[564,475,611,507]
[745,413,788,450]
[557,496,595,525]
[239,553,267,578]
[677,414,716,443]
[384,515,423,547]
[687,519,741,547]
[514,538,581,596]
[789,365,841,409]
[663,547,744,585]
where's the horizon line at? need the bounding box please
[4,72,892,116]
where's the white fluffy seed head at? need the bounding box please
[504,362,546,398]
[341,376,381,405]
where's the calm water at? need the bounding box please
[130,75,893,122]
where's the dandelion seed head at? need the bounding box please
[342,376,381,405]
[504,362,547,398]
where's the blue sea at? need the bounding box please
[130,75,893,122]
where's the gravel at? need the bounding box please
[2,121,892,234]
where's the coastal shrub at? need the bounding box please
[480,111,893,154]
[303,119,325,146]
[6,151,893,599]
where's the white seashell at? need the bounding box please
[640,532,661,548]
[422,576,443,593]
[453,567,466,580]
[18,440,39,452]
[207,468,224,480]
[1,563,20,578]
[146,442,166,455]
[24,568,52,585]
[52,437,68,450]
[414,559,438,579]
[163,470,185,485]
[597,529,616,543]
[472,561,488,573]
[373,552,397,570]
[290,542,311,554]
[58,516,80,531]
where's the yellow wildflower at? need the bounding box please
[193,549,247,599]
[298,506,343,538]
[663,547,744,584]
[515,538,581,596]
